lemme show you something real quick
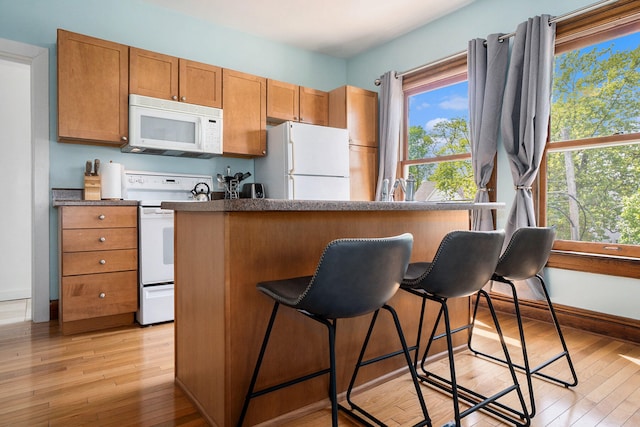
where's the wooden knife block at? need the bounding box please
[84,175,101,200]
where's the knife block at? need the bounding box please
[84,175,101,200]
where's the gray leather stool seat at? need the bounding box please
[401,230,530,427]
[468,226,578,418]
[237,233,431,427]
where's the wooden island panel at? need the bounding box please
[173,208,472,426]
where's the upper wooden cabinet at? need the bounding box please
[223,69,267,157]
[300,87,329,126]
[267,79,298,122]
[129,47,222,108]
[329,85,378,148]
[57,29,129,146]
[267,79,328,126]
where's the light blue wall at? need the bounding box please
[346,0,640,320]
[0,0,347,300]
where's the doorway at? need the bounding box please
[0,38,49,323]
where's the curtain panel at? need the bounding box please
[500,14,556,299]
[375,71,403,201]
[468,34,509,230]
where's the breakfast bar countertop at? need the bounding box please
[162,198,504,212]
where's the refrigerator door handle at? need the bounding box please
[288,175,295,197]
[288,139,295,174]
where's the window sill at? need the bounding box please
[547,250,640,278]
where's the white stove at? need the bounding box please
[123,170,213,325]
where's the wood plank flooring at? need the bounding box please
[0,308,638,426]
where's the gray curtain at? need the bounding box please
[375,71,403,201]
[468,34,509,230]
[500,15,556,299]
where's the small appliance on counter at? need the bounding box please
[241,183,265,199]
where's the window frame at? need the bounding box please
[400,55,494,204]
[541,0,640,277]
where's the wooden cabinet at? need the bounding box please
[349,145,378,201]
[58,206,138,335]
[267,79,328,126]
[129,47,222,108]
[329,85,379,200]
[300,86,329,126]
[57,29,129,146]
[223,69,267,157]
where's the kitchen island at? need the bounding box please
[162,199,503,426]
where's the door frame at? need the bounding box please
[0,38,50,322]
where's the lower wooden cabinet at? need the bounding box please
[58,206,138,335]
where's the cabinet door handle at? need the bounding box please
[99,237,106,242]
[181,96,186,101]
[98,214,105,220]
[121,136,128,142]
[172,95,178,100]
[99,259,106,265]
[99,292,106,299]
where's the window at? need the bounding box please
[541,2,640,275]
[402,56,478,202]
[401,1,640,276]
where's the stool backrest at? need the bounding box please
[296,233,413,319]
[495,227,556,280]
[404,230,505,299]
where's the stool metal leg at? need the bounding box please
[238,302,281,427]
[238,302,339,427]
[411,289,530,427]
[340,306,432,427]
[468,275,579,418]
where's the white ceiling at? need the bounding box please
[142,0,474,58]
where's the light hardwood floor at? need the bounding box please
[0,308,638,426]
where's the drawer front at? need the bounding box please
[62,228,137,252]
[61,206,137,229]
[61,271,138,321]
[62,249,138,276]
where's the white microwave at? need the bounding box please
[123,94,223,158]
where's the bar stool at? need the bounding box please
[468,226,578,418]
[401,230,530,427]
[237,233,431,427]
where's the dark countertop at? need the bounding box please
[51,188,139,207]
[161,198,505,212]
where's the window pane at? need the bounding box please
[551,32,640,142]
[546,144,640,244]
[407,81,469,160]
[408,160,475,202]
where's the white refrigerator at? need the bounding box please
[255,122,350,200]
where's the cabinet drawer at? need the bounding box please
[62,249,137,276]
[62,228,137,252]
[61,271,138,321]
[61,206,137,229]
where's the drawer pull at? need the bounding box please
[99,259,106,265]
[98,214,105,220]
[99,292,106,299]
[99,237,106,242]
